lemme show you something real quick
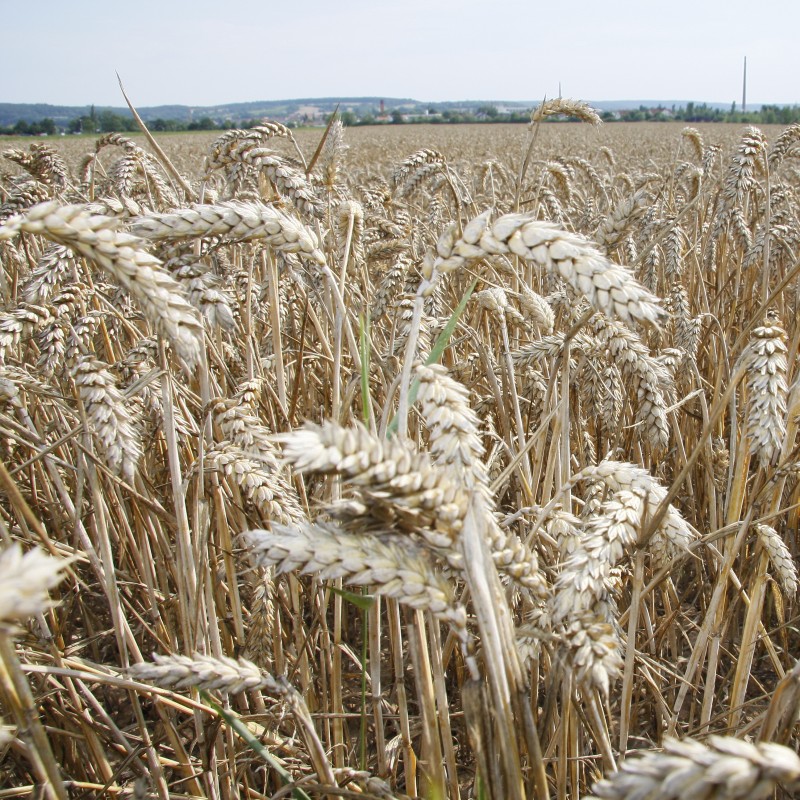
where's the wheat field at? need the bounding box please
[1,109,800,799]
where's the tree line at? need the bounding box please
[0,107,268,136]
[3,103,800,136]
[611,103,800,124]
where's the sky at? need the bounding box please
[2,0,799,109]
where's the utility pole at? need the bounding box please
[742,56,747,113]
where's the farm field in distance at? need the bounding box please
[1,112,800,799]
[4,121,790,178]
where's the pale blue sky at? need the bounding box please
[2,0,798,107]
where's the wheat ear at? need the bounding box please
[415,363,547,596]
[130,652,287,695]
[531,98,602,126]
[586,735,800,800]
[577,460,696,565]
[757,524,798,596]
[429,211,664,324]
[131,201,325,264]
[131,652,338,787]
[0,545,71,627]
[740,313,788,467]
[277,421,468,547]
[0,201,203,371]
[244,522,470,649]
[415,362,485,476]
[72,356,142,482]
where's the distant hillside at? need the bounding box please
[0,97,767,129]
[0,97,420,127]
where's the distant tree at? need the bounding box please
[761,106,778,124]
[13,120,30,135]
[477,104,499,118]
[390,109,404,124]
[98,110,135,132]
[187,116,217,130]
[340,110,357,127]
[620,109,646,122]
[77,115,97,134]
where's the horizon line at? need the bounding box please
[2,96,797,109]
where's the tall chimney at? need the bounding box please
[742,56,747,113]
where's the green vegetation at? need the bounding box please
[2,99,800,136]
[2,117,58,136]
[608,102,800,124]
